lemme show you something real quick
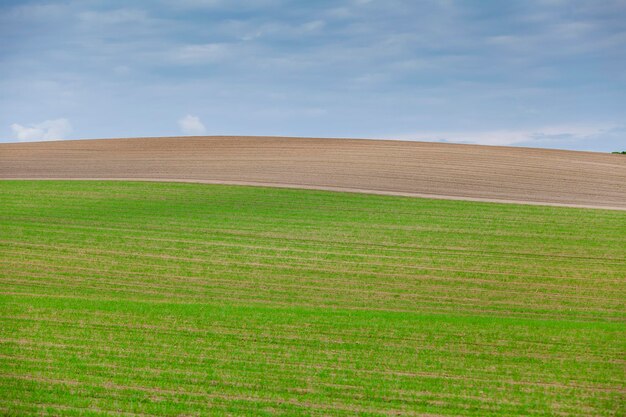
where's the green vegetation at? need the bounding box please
[611,151,626,154]
[1,181,624,416]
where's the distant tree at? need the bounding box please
[611,151,626,154]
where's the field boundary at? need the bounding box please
[3,177,625,211]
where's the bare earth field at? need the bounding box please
[1,136,625,209]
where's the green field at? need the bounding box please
[1,181,624,416]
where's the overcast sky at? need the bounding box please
[1,0,625,151]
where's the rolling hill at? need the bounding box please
[1,137,625,416]
[1,136,625,209]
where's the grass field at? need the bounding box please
[1,181,624,416]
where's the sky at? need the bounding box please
[1,0,625,151]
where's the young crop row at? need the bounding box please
[1,181,624,416]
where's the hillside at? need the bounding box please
[1,136,625,209]
[1,181,624,416]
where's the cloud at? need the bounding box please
[178,115,206,135]
[1,1,624,149]
[399,124,621,148]
[2,3,69,21]
[175,43,230,63]
[10,118,72,142]
[78,9,149,26]
[163,0,283,11]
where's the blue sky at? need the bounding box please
[1,0,625,151]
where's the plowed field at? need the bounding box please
[1,136,624,209]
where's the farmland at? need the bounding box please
[1,136,625,209]
[0,180,625,416]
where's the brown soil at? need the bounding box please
[1,136,625,209]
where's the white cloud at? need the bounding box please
[164,0,282,11]
[78,9,149,25]
[178,115,206,135]
[10,118,72,142]
[176,43,229,63]
[398,124,618,147]
[302,20,325,32]
[3,3,69,21]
